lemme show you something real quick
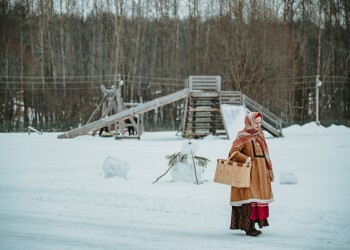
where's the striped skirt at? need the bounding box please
[230,203,269,230]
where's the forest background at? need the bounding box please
[1,0,349,132]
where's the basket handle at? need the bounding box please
[228,152,238,161]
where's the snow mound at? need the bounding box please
[284,122,350,136]
[284,122,326,136]
[102,156,129,179]
[279,171,298,185]
[328,124,350,133]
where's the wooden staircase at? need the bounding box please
[182,91,244,138]
[182,76,283,138]
[182,76,226,138]
[182,92,226,138]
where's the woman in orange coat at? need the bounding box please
[228,112,274,237]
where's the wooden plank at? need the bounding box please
[28,126,43,135]
[220,91,242,95]
[186,116,222,120]
[189,99,220,102]
[183,132,227,137]
[187,108,220,112]
[186,126,225,130]
[187,116,222,119]
[181,97,189,136]
[189,103,220,106]
[190,92,220,98]
[189,75,221,91]
[186,115,223,119]
[58,88,190,139]
[187,122,223,126]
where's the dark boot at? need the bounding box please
[245,229,260,237]
[254,228,262,235]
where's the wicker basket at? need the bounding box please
[214,159,251,188]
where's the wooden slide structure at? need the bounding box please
[57,76,283,139]
[57,88,189,139]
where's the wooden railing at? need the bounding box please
[220,91,242,105]
[188,75,221,91]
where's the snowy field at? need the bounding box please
[1,122,350,250]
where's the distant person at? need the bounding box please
[228,112,274,237]
[99,126,109,136]
[125,117,140,135]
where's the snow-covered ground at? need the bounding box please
[1,123,350,249]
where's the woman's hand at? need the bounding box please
[245,157,252,164]
[269,170,274,182]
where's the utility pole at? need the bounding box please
[316,1,322,126]
[315,75,322,126]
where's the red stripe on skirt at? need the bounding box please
[249,203,269,220]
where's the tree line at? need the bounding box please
[1,0,349,132]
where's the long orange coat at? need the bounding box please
[229,138,274,206]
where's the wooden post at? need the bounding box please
[316,2,322,126]
[190,150,199,185]
[28,126,43,135]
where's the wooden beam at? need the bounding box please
[187,108,220,112]
[86,94,108,124]
[57,88,190,139]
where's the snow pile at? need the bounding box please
[102,156,129,179]
[283,122,328,136]
[171,140,205,184]
[279,171,298,185]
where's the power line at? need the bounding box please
[0,74,186,82]
[0,79,344,85]
[251,75,317,81]
[3,74,347,82]
[0,85,185,91]
[0,81,186,87]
